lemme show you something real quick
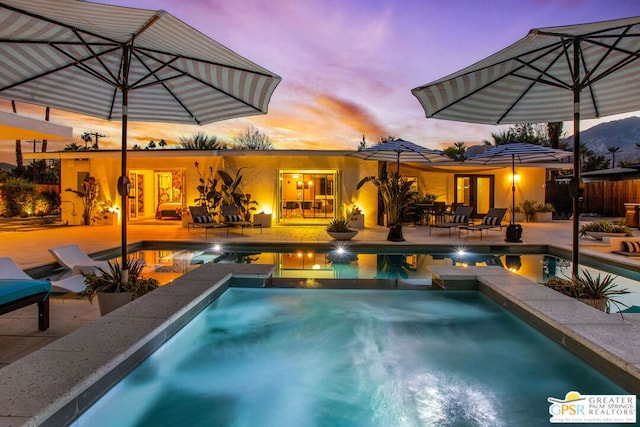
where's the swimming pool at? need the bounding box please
[128,244,640,310]
[73,288,628,426]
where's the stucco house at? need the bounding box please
[27,149,568,228]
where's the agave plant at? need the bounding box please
[571,270,629,313]
[326,218,353,232]
[579,220,633,237]
[81,258,159,302]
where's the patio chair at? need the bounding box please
[48,244,109,275]
[221,205,263,236]
[431,201,446,224]
[283,201,299,217]
[0,258,51,330]
[187,205,229,238]
[459,208,508,239]
[429,206,474,236]
[0,257,86,293]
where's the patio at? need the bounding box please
[1,218,639,370]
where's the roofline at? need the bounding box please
[23,149,573,170]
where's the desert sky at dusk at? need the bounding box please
[1,0,640,164]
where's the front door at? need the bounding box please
[454,174,494,217]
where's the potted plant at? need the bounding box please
[326,218,358,240]
[356,162,417,241]
[81,258,159,316]
[509,205,524,223]
[519,200,537,222]
[534,202,555,222]
[345,204,364,229]
[91,200,117,226]
[579,220,633,240]
[543,270,629,313]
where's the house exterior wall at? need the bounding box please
[55,151,548,227]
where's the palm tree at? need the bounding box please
[607,146,620,168]
[63,142,81,151]
[80,132,93,149]
[484,129,515,146]
[356,162,417,242]
[547,122,563,149]
[179,132,225,150]
[443,141,466,160]
[11,101,24,173]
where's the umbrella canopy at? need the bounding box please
[412,16,640,275]
[349,138,446,173]
[0,0,281,280]
[468,143,571,165]
[0,111,72,141]
[467,143,571,225]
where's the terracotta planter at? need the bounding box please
[580,298,607,312]
[97,292,133,316]
[327,230,358,240]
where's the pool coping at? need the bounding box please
[2,259,639,425]
[430,265,640,394]
[0,263,274,427]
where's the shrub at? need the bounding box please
[1,178,37,217]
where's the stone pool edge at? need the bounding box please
[430,265,640,395]
[0,263,274,427]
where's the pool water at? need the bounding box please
[74,289,628,426]
[132,247,640,310]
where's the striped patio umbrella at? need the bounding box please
[467,143,571,231]
[349,138,446,173]
[412,16,640,274]
[0,0,281,280]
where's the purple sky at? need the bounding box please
[2,0,640,163]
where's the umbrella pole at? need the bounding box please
[120,89,128,286]
[120,47,131,286]
[571,40,581,279]
[511,155,516,225]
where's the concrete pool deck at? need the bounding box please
[1,220,640,424]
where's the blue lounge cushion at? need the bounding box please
[0,279,51,306]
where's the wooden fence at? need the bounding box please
[581,180,640,218]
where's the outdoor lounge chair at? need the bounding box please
[0,258,51,330]
[459,208,508,239]
[48,244,109,275]
[187,205,229,238]
[429,206,474,236]
[0,257,86,293]
[221,205,263,236]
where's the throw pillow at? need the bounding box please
[483,216,499,225]
[622,241,640,252]
[452,215,466,223]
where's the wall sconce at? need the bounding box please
[296,181,303,189]
[510,173,521,184]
